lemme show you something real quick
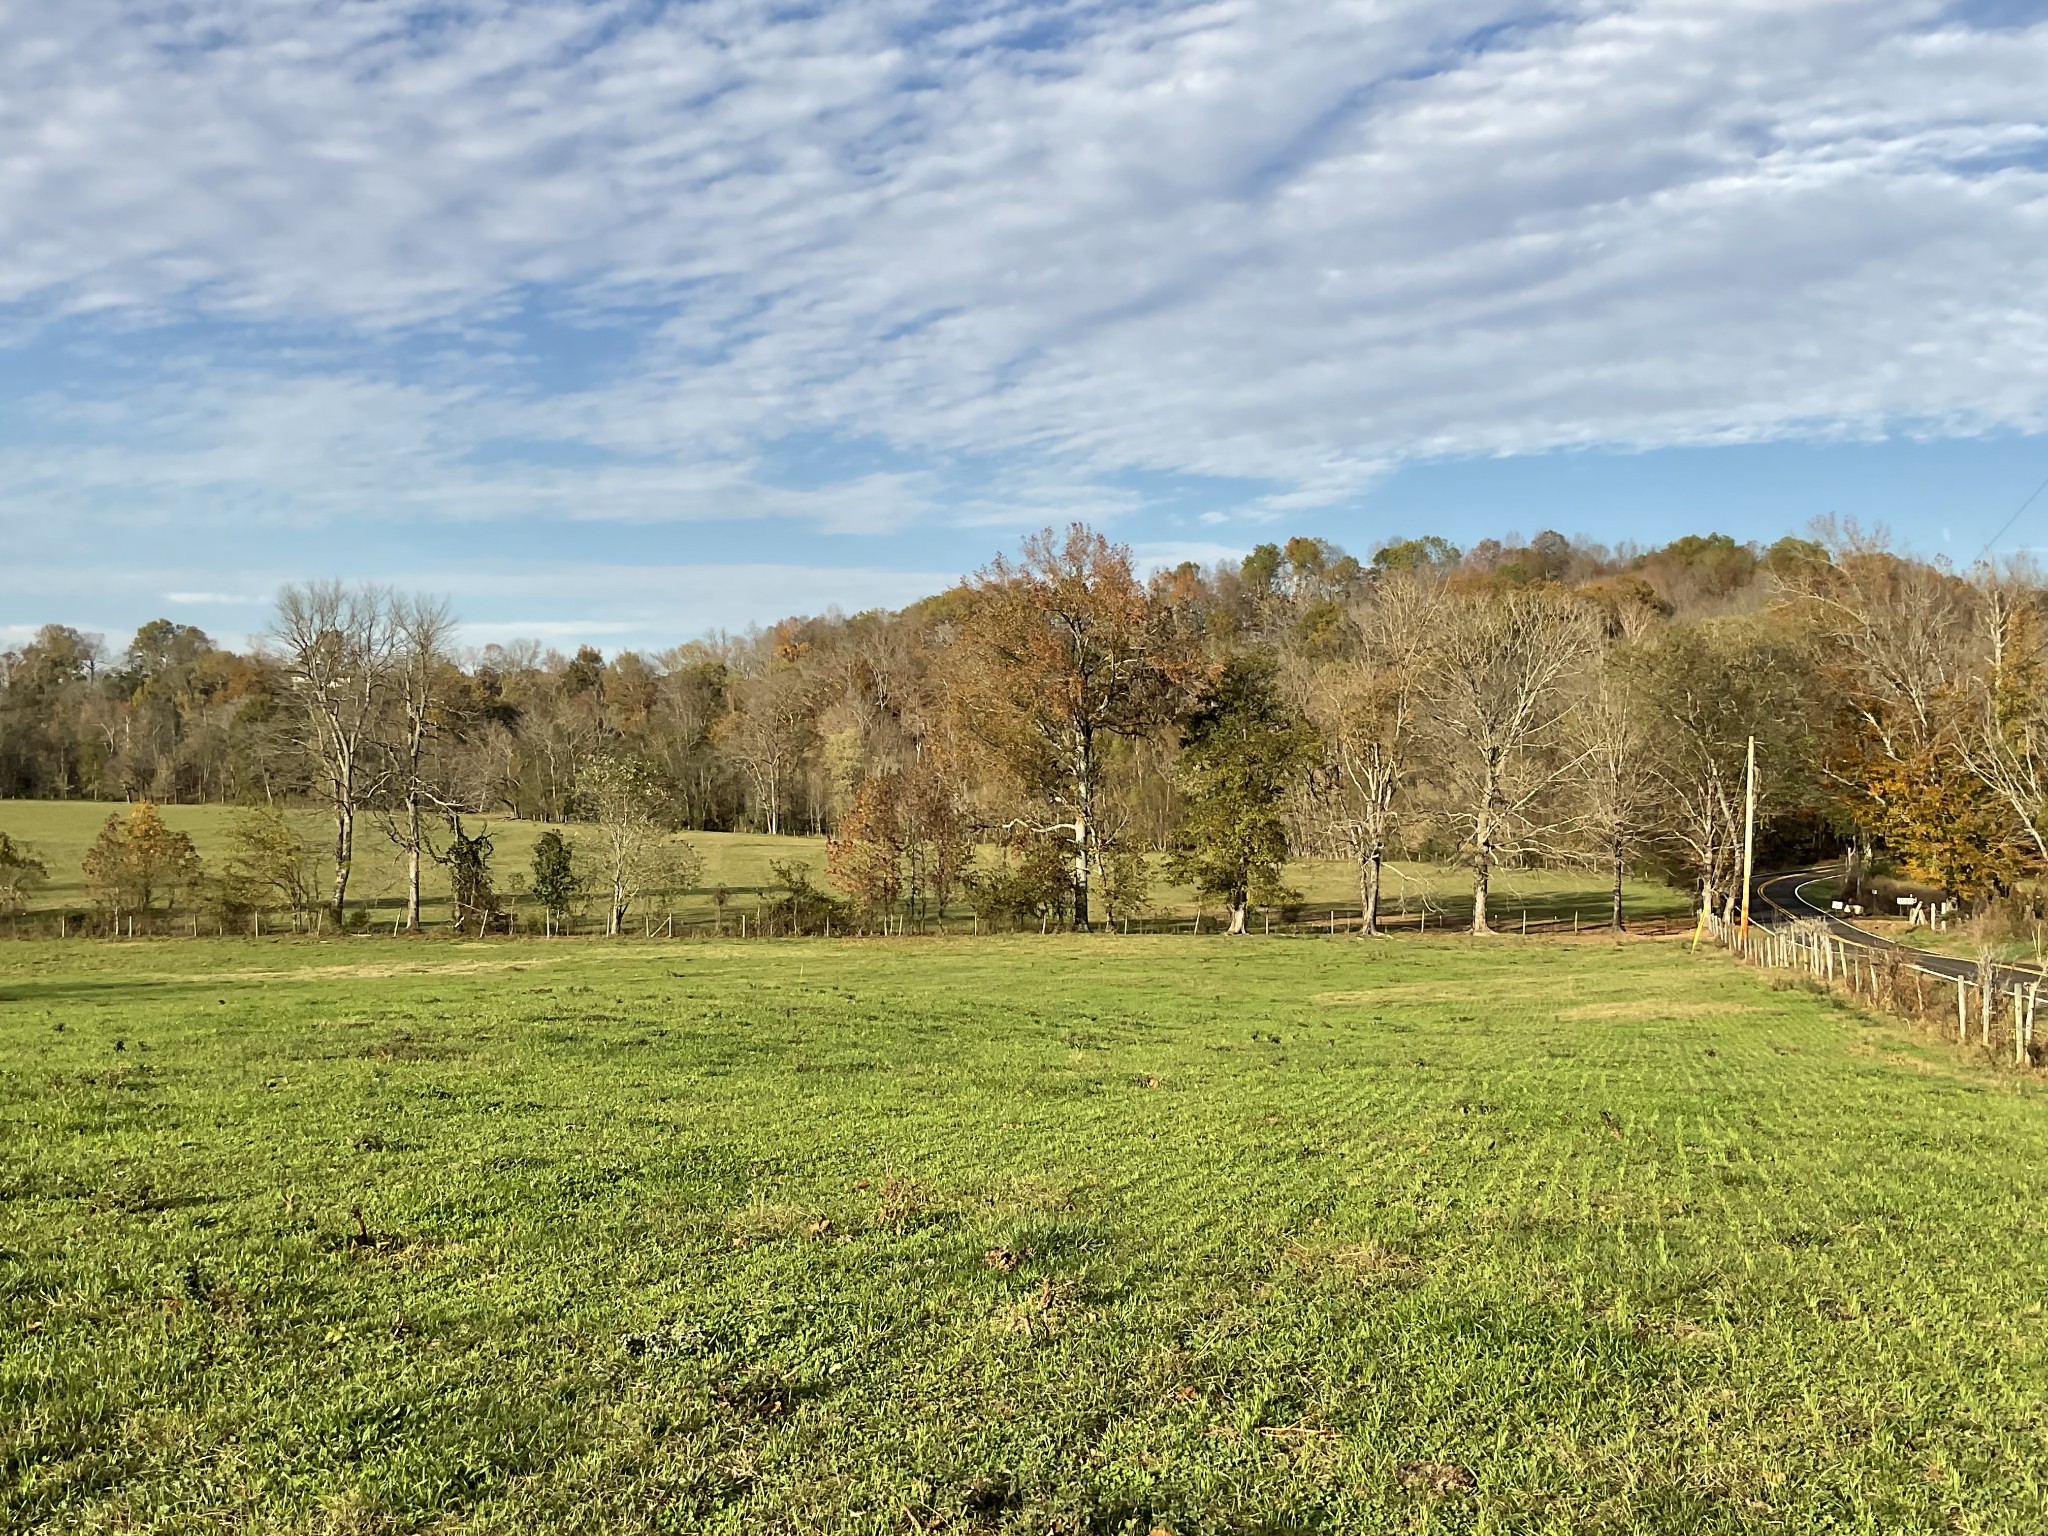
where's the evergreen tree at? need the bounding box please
[530,830,580,930]
[1165,655,1318,933]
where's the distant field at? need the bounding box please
[0,800,1690,931]
[3,935,2044,1532]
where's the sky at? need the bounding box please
[3,0,2048,656]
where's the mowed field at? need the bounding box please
[4,935,2046,1533]
[0,800,1690,930]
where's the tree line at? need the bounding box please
[4,521,2043,936]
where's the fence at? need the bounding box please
[4,898,1699,944]
[1704,909,2041,1068]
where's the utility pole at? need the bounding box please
[1739,734,1758,942]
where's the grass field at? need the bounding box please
[5,933,2046,1532]
[0,800,1690,931]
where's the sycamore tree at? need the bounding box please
[1955,569,2048,883]
[379,593,459,933]
[1418,587,1599,934]
[1294,572,1432,935]
[948,525,1206,930]
[1165,654,1318,934]
[270,582,397,925]
[1568,642,1663,932]
[575,754,703,935]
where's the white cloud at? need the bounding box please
[0,0,2044,533]
[0,559,957,653]
[1131,539,1252,574]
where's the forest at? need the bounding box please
[0,521,2036,936]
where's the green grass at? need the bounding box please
[4,934,2045,1532]
[0,799,1689,930]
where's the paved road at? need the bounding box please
[1753,867,2046,989]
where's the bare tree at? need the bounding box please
[378,594,458,932]
[576,754,702,934]
[1633,617,1815,918]
[1419,587,1598,934]
[269,583,396,925]
[1568,642,1661,931]
[1293,574,1432,935]
[1954,565,2048,876]
[720,664,819,836]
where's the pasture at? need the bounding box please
[0,800,1690,933]
[4,933,2046,1532]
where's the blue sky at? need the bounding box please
[4,0,2048,655]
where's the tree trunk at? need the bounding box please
[404,796,422,933]
[1471,760,1500,935]
[1071,728,1094,932]
[1360,844,1382,937]
[331,797,353,926]
[1610,839,1626,933]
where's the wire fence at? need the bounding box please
[4,898,1697,943]
[1704,909,2041,1068]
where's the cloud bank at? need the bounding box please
[2,0,2045,534]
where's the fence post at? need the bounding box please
[1958,978,1968,1041]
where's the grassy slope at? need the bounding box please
[3,935,2044,1533]
[0,800,1688,927]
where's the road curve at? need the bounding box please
[1753,868,2046,989]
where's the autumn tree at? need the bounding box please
[1782,540,2011,898]
[828,760,972,930]
[949,525,1205,930]
[81,802,202,920]
[1165,654,1317,933]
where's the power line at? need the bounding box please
[1976,464,2048,565]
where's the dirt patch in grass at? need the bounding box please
[1557,1000,1756,1021]
[1285,1239,1418,1284]
[1313,984,1482,1007]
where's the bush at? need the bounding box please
[769,859,843,934]
[963,837,1071,928]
